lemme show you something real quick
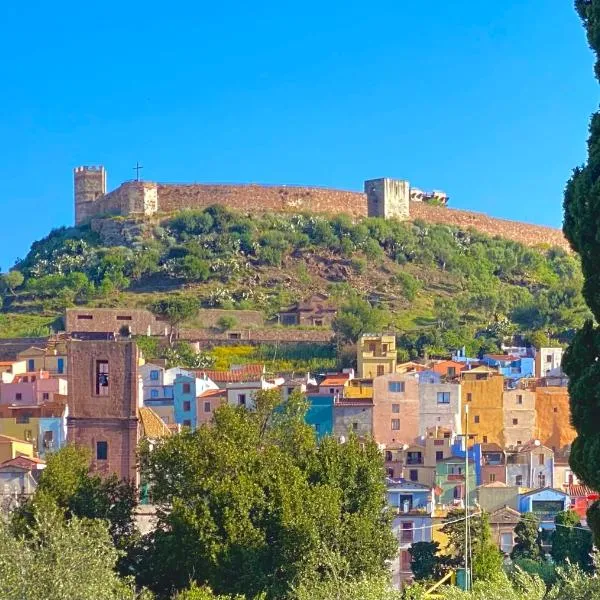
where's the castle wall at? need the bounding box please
[155,183,367,217]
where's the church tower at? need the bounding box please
[74,166,106,225]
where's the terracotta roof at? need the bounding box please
[463,365,498,373]
[196,364,264,383]
[481,443,504,453]
[482,481,509,488]
[485,354,520,362]
[489,505,522,523]
[138,407,172,439]
[320,374,350,386]
[569,484,596,498]
[334,399,374,407]
[0,455,45,470]
[198,388,227,399]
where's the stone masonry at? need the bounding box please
[73,166,569,250]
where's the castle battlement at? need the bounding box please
[72,166,569,250]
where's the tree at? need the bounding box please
[409,541,443,581]
[0,506,151,600]
[332,297,389,343]
[134,390,395,599]
[551,510,593,572]
[217,315,238,331]
[562,0,600,544]
[1,270,24,295]
[471,512,503,582]
[149,296,198,345]
[511,513,543,561]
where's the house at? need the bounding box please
[225,377,284,410]
[198,364,267,390]
[318,371,353,398]
[435,456,478,507]
[281,373,317,401]
[482,354,534,383]
[477,482,520,513]
[431,360,465,379]
[139,364,193,401]
[503,388,536,448]
[138,406,172,441]
[197,388,228,426]
[0,371,68,407]
[17,343,67,375]
[489,505,522,555]
[0,455,45,514]
[506,441,554,488]
[0,434,34,463]
[305,394,334,440]
[0,360,26,383]
[396,361,428,375]
[535,347,564,378]
[277,294,337,327]
[462,371,504,446]
[519,487,570,530]
[0,402,68,457]
[419,382,462,437]
[386,479,435,589]
[481,443,507,485]
[357,334,397,378]
[334,379,373,438]
[568,484,597,523]
[534,385,575,453]
[554,453,578,491]
[67,340,142,483]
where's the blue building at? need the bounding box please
[519,487,570,530]
[451,440,483,485]
[38,410,68,457]
[305,394,333,440]
[173,374,198,430]
[386,479,435,588]
[481,354,534,384]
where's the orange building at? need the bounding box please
[535,386,576,452]
[461,372,505,446]
[431,360,466,379]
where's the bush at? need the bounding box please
[217,315,238,331]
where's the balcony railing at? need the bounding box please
[447,474,465,481]
[406,457,424,465]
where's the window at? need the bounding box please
[385,450,393,461]
[314,423,320,433]
[43,430,53,448]
[538,473,546,487]
[57,358,64,374]
[392,403,400,413]
[150,370,159,381]
[183,400,191,412]
[116,315,132,321]
[15,393,22,401]
[513,418,518,425]
[538,453,545,466]
[400,549,412,571]
[489,473,496,483]
[204,401,211,413]
[407,451,422,465]
[150,389,159,398]
[368,343,376,352]
[377,365,385,376]
[553,407,558,413]
[28,359,35,371]
[24,429,32,441]
[382,343,388,353]
[238,394,246,406]
[447,367,456,377]
[466,392,472,402]
[228,333,241,340]
[287,387,294,395]
[500,532,513,554]
[436,451,444,461]
[453,485,463,500]
[183,419,192,428]
[474,415,480,424]
[434,439,444,446]
[517,394,523,405]
[408,469,418,482]
[437,392,450,404]
[352,422,358,431]
[391,419,400,430]
[77,315,93,320]
[16,414,30,424]
[515,475,523,486]
[546,355,553,363]
[329,388,335,395]
[483,436,488,443]
[96,441,108,460]
[387,468,394,478]
[314,319,323,326]
[388,381,405,393]
[517,440,522,446]
[182,383,191,394]
[42,392,49,400]
[95,360,109,396]
[400,522,414,543]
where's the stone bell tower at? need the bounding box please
[74,166,106,225]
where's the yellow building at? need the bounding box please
[357,334,397,378]
[0,360,27,382]
[535,386,576,452]
[0,434,34,463]
[344,378,374,400]
[17,344,67,375]
[462,371,505,446]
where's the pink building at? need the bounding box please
[197,388,227,425]
[0,372,68,407]
[372,373,419,447]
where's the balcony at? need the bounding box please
[406,457,424,466]
[447,474,465,481]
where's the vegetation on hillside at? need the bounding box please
[0,206,588,359]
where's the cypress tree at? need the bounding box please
[563,0,600,543]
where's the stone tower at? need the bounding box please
[364,178,410,220]
[74,166,106,225]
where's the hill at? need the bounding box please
[0,205,589,361]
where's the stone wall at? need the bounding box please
[66,308,167,336]
[180,327,334,346]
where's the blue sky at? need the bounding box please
[0,0,596,268]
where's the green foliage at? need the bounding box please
[0,505,150,600]
[217,315,238,330]
[551,510,593,571]
[333,296,390,343]
[471,513,503,582]
[135,390,395,599]
[174,584,250,600]
[393,271,422,302]
[510,558,556,587]
[149,297,199,343]
[409,541,443,581]
[0,270,24,295]
[511,513,543,561]
[162,342,215,369]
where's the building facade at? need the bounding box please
[373,374,419,446]
[357,335,397,379]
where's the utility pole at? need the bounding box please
[464,403,471,591]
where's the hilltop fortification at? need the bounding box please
[73,166,569,250]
